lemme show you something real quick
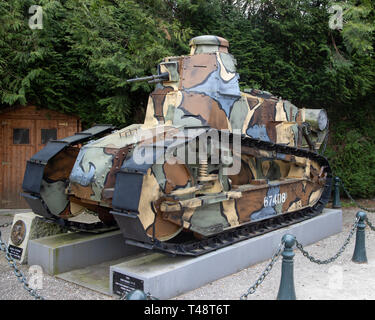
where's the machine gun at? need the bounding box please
[127,72,169,84]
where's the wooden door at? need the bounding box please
[55,119,80,139]
[1,119,36,208]
[35,119,78,146]
[36,119,58,149]
[0,116,80,208]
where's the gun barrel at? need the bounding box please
[127,72,169,83]
[127,75,154,83]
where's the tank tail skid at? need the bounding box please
[21,124,118,232]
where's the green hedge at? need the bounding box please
[1,0,374,198]
[326,129,375,198]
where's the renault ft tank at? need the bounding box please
[22,35,332,256]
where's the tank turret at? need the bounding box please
[142,35,328,151]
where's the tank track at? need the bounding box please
[113,134,332,256]
[21,124,118,233]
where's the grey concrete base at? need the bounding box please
[110,208,342,299]
[57,258,126,295]
[28,230,144,275]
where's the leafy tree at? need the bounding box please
[0,0,191,126]
[0,0,374,197]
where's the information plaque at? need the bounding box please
[112,271,144,296]
[8,244,23,261]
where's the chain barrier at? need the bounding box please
[295,216,359,265]
[0,227,45,300]
[0,222,12,228]
[365,217,375,232]
[240,240,285,300]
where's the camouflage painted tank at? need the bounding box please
[22,35,332,255]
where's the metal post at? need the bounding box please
[352,211,368,264]
[277,234,296,300]
[332,176,342,208]
[124,289,148,300]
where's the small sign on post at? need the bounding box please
[112,271,145,297]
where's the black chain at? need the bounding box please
[0,222,12,228]
[0,230,45,300]
[240,240,285,300]
[295,216,359,264]
[365,217,375,231]
[340,180,375,213]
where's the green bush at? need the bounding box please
[326,129,375,198]
[0,0,373,199]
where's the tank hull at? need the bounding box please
[109,128,331,255]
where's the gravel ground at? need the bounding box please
[0,210,114,300]
[1,205,374,300]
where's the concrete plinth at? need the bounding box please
[28,230,144,275]
[110,208,342,299]
[27,208,342,298]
